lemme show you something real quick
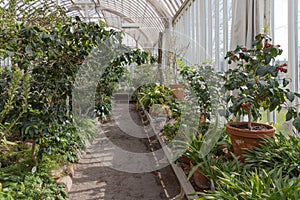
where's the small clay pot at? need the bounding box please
[189,162,211,190]
[169,84,185,100]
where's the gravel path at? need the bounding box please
[69,103,181,200]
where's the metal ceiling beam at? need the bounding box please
[172,0,192,24]
[147,0,171,25]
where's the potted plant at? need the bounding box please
[136,83,172,112]
[175,134,211,190]
[223,30,299,158]
[178,61,223,135]
[174,130,232,191]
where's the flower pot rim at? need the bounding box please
[225,121,275,138]
[169,83,184,87]
[226,121,274,130]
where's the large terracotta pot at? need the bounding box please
[169,84,185,100]
[226,122,275,160]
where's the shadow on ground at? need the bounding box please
[69,103,182,200]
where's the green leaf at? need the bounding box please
[225,94,231,103]
[286,111,293,121]
[25,45,32,53]
[256,65,267,76]
[5,50,14,57]
[283,78,290,87]
[187,163,202,180]
[286,92,295,102]
[270,48,279,56]
[265,55,272,64]
[292,117,300,132]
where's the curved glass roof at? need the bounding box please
[2,0,185,48]
[62,0,186,48]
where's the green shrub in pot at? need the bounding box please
[223,30,300,158]
[223,30,299,130]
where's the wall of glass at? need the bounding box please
[172,0,232,71]
[171,0,299,129]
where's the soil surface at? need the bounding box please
[231,123,269,130]
[69,103,182,200]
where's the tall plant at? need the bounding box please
[223,31,299,129]
[178,61,223,134]
[0,0,133,164]
[0,69,29,142]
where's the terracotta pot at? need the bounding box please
[189,162,211,190]
[179,154,190,164]
[169,84,185,100]
[226,122,275,160]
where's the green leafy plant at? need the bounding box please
[162,120,180,142]
[190,133,300,199]
[0,170,67,200]
[95,49,156,122]
[178,61,223,134]
[75,117,99,147]
[0,69,30,142]
[137,83,172,111]
[174,119,227,165]
[243,133,300,178]
[197,168,300,200]
[0,143,67,200]
[223,30,299,129]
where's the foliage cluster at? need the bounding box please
[178,61,223,135]
[0,0,156,198]
[195,133,300,199]
[95,49,155,122]
[137,83,173,112]
[223,31,299,129]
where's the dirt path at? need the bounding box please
[69,103,182,200]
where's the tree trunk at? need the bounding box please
[32,141,38,166]
[248,108,252,130]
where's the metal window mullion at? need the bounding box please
[190,3,195,64]
[187,5,193,63]
[207,0,213,59]
[191,1,195,64]
[199,0,206,63]
[215,0,220,71]
[176,18,180,59]
[194,0,199,64]
[288,0,297,98]
[287,0,299,132]
[186,5,190,64]
[293,0,299,112]
[223,0,229,72]
[269,0,276,123]
[186,6,190,63]
[193,0,197,64]
[179,17,183,49]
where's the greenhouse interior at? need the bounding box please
[1,0,300,199]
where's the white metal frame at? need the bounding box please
[172,0,232,70]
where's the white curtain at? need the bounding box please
[230,0,271,49]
